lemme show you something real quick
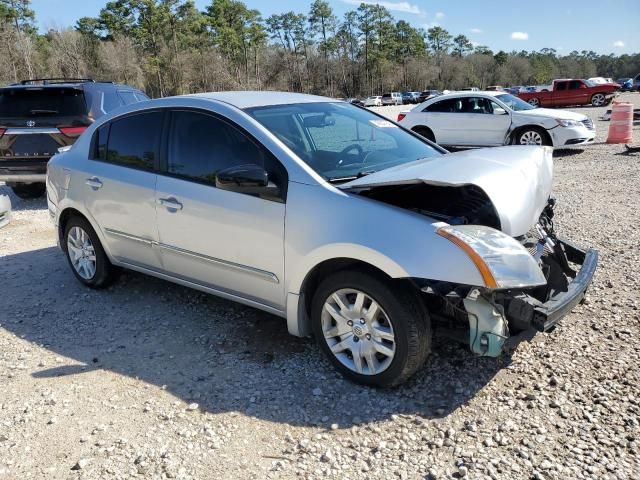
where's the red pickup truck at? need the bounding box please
[518,79,619,108]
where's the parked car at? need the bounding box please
[507,86,524,94]
[47,91,598,387]
[0,193,10,228]
[363,96,382,107]
[517,78,619,108]
[0,78,149,199]
[401,91,421,104]
[616,78,634,91]
[418,90,441,102]
[461,87,480,92]
[485,86,505,91]
[587,77,614,85]
[398,91,596,148]
[381,92,403,106]
[634,73,640,90]
[345,97,364,107]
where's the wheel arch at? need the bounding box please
[57,206,114,262]
[286,251,413,337]
[411,125,435,142]
[510,124,553,146]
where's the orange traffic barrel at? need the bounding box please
[606,101,633,144]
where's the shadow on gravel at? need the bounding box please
[1,246,508,428]
[0,184,47,212]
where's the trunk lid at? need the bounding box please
[339,145,553,237]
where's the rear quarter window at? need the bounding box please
[0,88,88,117]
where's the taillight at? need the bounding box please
[397,113,406,122]
[58,126,87,137]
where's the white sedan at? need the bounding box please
[0,193,10,228]
[363,96,382,107]
[398,91,595,148]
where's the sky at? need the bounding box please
[32,0,639,55]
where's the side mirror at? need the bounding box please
[493,107,507,115]
[216,164,279,197]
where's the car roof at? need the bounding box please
[425,91,506,101]
[186,91,334,109]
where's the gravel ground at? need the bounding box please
[1,93,640,480]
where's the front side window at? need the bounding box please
[569,80,583,90]
[167,110,285,192]
[425,98,460,112]
[105,111,163,171]
[246,102,441,182]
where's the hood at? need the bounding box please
[339,145,553,237]
[518,108,588,121]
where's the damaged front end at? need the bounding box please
[418,200,598,356]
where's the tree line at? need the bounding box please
[1,0,639,98]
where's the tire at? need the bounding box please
[412,126,436,142]
[11,183,45,199]
[63,215,118,288]
[528,98,540,108]
[591,93,606,107]
[311,269,431,387]
[514,127,550,146]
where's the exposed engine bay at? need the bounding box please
[356,186,597,357]
[357,183,502,231]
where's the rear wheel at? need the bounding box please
[311,269,431,387]
[528,98,540,108]
[591,93,606,107]
[63,216,118,288]
[11,183,45,199]
[412,126,436,142]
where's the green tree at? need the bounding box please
[309,0,336,93]
[452,34,472,57]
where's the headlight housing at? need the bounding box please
[437,225,547,289]
[555,118,580,127]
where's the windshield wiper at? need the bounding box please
[30,109,59,115]
[326,170,375,184]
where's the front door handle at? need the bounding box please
[85,177,103,190]
[158,197,183,211]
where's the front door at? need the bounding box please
[81,110,164,269]
[155,109,287,309]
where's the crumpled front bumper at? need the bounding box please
[530,240,598,332]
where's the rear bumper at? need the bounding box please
[0,159,48,183]
[532,241,598,331]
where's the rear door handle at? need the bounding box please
[85,177,103,190]
[158,197,183,211]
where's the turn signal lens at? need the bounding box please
[397,113,406,122]
[437,227,498,288]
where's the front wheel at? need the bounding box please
[591,93,606,107]
[11,183,45,199]
[63,216,118,288]
[515,127,550,146]
[311,269,431,387]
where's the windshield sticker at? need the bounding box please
[370,119,397,128]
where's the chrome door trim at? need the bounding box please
[157,242,280,284]
[104,228,154,246]
[116,260,286,317]
[104,229,280,283]
[5,127,60,135]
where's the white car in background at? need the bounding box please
[398,91,596,148]
[364,96,382,107]
[381,92,403,106]
[0,193,10,228]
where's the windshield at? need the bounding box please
[495,93,536,111]
[246,102,442,182]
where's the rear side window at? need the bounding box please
[425,98,459,112]
[104,111,163,171]
[118,91,138,105]
[102,92,122,113]
[0,87,87,117]
[556,82,568,91]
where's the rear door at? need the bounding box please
[81,110,164,269]
[0,87,90,176]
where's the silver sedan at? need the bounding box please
[46,92,597,386]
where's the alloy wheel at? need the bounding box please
[67,226,97,280]
[592,93,605,106]
[519,130,543,145]
[321,288,396,375]
[528,98,540,107]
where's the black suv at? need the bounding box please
[0,78,149,199]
